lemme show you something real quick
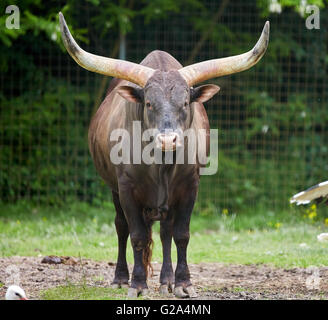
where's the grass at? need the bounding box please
[1,201,328,268]
[2,201,328,299]
[40,284,129,300]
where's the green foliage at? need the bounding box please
[1,1,61,47]
[257,0,326,17]
[90,1,136,36]
[1,0,328,212]
[0,79,109,204]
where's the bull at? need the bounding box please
[59,12,269,298]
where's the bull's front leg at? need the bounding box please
[159,216,174,295]
[111,191,129,288]
[172,182,198,298]
[118,180,150,298]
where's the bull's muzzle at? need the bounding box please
[155,132,181,151]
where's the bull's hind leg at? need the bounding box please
[159,217,174,295]
[172,184,198,298]
[111,191,129,288]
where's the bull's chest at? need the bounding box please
[128,164,197,220]
[132,167,173,209]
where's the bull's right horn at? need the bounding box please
[59,12,155,87]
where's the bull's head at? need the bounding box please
[116,70,219,151]
[59,13,269,152]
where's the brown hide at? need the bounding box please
[88,50,210,197]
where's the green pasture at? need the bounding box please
[1,201,328,299]
[1,201,328,268]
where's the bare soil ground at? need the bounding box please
[1,256,328,300]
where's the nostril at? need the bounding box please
[173,135,177,143]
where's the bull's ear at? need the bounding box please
[117,85,144,103]
[190,84,220,103]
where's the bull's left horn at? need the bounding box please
[178,21,270,87]
[59,12,155,87]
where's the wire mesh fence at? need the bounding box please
[1,0,327,212]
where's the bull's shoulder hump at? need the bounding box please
[104,51,182,97]
[140,50,183,71]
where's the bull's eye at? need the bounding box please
[184,101,188,108]
[146,102,152,110]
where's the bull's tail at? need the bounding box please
[142,217,154,278]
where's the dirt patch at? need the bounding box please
[1,256,327,300]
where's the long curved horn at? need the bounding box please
[178,21,270,87]
[59,12,155,87]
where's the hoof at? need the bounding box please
[127,287,138,298]
[174,286,188,298]
[159,283,172,296]
[127,287,149,298]
[185,285,198,298]
[174,285,198,298]
[141,288,149,296]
